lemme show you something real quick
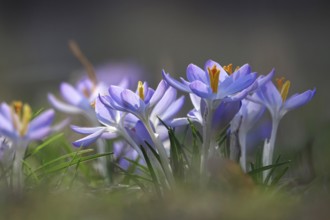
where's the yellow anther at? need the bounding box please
[280,80,290,102]
[82,88,91,98]
[275,77,290,101]
[207,65,220,93]
[20,104,31,136]
[234,66,240,72]
[223,64,233,75]
[275,77,285,90]
[138,81,145,100]
[12,101,23,115]
[10,101,32,136]
[90,101,96,109]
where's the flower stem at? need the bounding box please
[200,101,214,184]
[144,121,175,189]
[12,142,27,194]
[262,118,280,181]
[239,134,247,172]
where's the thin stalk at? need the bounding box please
[262,118,280,181]
[12,141,27,194]
[200,100,214,184]
[88,114,111,181]
[239,133,247,172]
[144,120,175,188]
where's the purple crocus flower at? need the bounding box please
[72,81,184,183]
[162,60,257,102]
[249,77,315,179]
[0,102,55,143]
[0,101,56,191]
[163,60,258,178]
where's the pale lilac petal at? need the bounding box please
[189,94,201,111]
[0,113,16,138]
[108,85,125,106]
[48,94,82,114]
[168,117,189,127]
[282,89,316,112]
[162,70,191,93]
[0,103,12,120]
[241,100,265,129]
[257,81,282,111]
[189,80,212,99]
[151,87,177,119]
[149,80,168,107]
[161,96,185,121]
[220,73,257,97]
[121,89,144,113]
[29,109,55,131]
[27,127,51,140]
[212,101,241,132]
[72,127,107,147]
[95,96,116,125]
[204,59,228,81]
[187,109,202,124]
[71,125,107,134]
[144,88,155,104]
[233,64,251,80]
[60,83,91,110]
[187,63,209,84]
[257,68,275,88]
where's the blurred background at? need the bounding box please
[0,0,329,187]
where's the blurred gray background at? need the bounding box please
[0,0,329,169]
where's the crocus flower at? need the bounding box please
[162,60,258,178]
[162,60,257,102]
[249,77,315,180]
[72,81,184,186]
[0,101,56,191]
[0,102,55,143]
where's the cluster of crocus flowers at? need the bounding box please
[56,58,314,189]
[0,101,56,191]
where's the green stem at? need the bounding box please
[200,100,214,184]
[144,120,175,189]
[12,141,27,193]
[262,118,280,181]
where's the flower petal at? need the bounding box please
[190,93,201,111]
[48,94,82,114]
[187,63,209,84]
[149,80,168,107]
[60,83,91,110]
[212,101,241,132]
[108,85,125,106]
[121,89,144,113]
[233,64,251,79]
[161,96,185,122]
[162,70,191,93]
[257,68,275,88]
[151,86,177,120]
[189,80,212,99]
[282,88,316,113]
[95,96,117,125]
[27,127,51,140]
[71,125,109,134]
[219,73,257,97]
[204,59,228,81]
[0,103,12,120]
[256,81,282,113]
[29,109,55,131]
[72,127,107,147]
